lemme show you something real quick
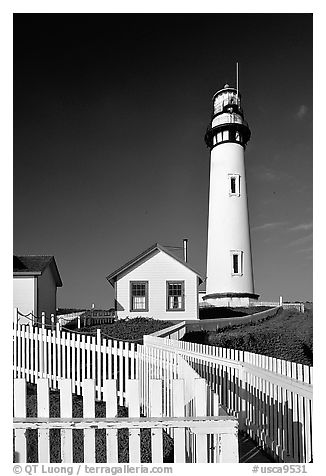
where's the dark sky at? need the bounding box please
[14,14,313,308]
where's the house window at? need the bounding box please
[166,281,185,311]
[130,281,149,311]
[231,251,243,276]
[229,174,240,196]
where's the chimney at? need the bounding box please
[183,239,188,263]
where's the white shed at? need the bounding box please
[13,255,63,324]
[106,243,203,320]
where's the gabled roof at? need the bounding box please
[13,255,63,287]
[106,243,203,286]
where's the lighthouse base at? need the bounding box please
[202,292,259,308]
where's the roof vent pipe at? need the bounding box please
[183,239,188,263]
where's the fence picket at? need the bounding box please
[173,379,186,462]
[104,379,118,463]
[21,324,26,379]
[195,378,207,462]
[291,362,299,462]
[150,380,163,463]
[13,320,313,464]
[96,330,102,400]
[76,332,81,395]
[83,379,96,462]
[81,334,86,389]
[127,379,141,463]
[71,332,76,393]
[59,379,73,462]
[297,364,305,462]
[17,323,21,378]
[86,335,91,379]
[56,324,61,381]
[303,366,312,463]
[118,340,124,405]
[14,379,26,463]
[37,378,50,462]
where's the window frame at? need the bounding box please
[228,173,241,197]
[166,280,185,312]
[130,280,149,312]
[230,250,244,276]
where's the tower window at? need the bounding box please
[231,251,243,276]
[231,177,236,194]
[229,130,236,141]
[130,281,149,311]
[166,281,185,311]
[229,174,240,196]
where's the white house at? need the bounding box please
[13,255,63,324]
[106,243,203,320]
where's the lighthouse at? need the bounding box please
[203,83,259,307]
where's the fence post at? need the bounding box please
[150,379,163,463]
[77,315,81,329]
[37,378,50,462]
[41,312,45,330]
[173,379,186,463]
[103,379,118,462]
[84,379,96,462]
[14,379,27,462]
[239,365,247,431]
[126,379,141,463]
[51,314,55,331]
[14,307,19,327]
[59,379,73,462]
[279,296,283,306]
[195,378,208,462]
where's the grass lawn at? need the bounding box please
[199,306,273,320]
[183,307,313,366]
[77,317,175,342]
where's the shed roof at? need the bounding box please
[106,243,203,286]
[13,255,63,287]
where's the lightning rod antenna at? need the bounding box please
[236,62,239,101]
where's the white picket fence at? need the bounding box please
[13,310,313,463]
[13,321,138,406]
[143,335,313,463]
[13,377,238,463]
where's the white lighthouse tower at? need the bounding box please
[203,82,258,307]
